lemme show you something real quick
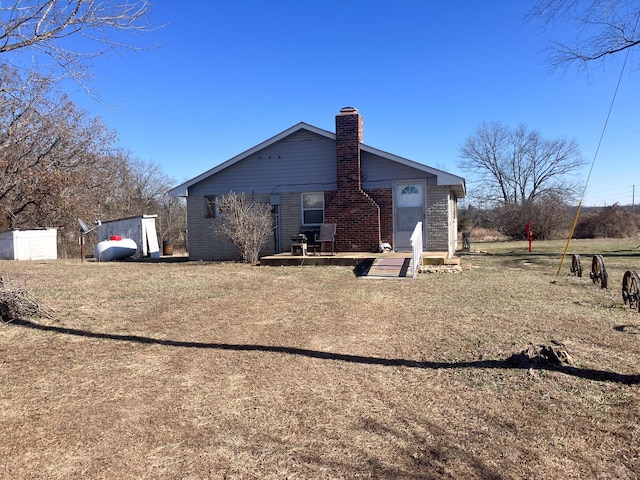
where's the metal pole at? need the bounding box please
[557,200,583,275]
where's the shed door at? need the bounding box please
[393,181,426,251]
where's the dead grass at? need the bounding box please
[1,239,639,479]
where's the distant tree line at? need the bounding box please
[459,203,640,240]
[572,205,640,239]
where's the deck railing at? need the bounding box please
[410,222,423,278]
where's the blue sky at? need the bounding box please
[67,1,638,206]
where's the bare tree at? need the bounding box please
[123,156,186,245]
[157,195,186,247]
[458,122,585,207]
[213,194,274,264]
[0,0,156,92]
[458,122,585,239]
[117,156,171,213]
[528,0,640,71]
[0,1,175,256]
[0,64,185,257]
[0,67,116,228]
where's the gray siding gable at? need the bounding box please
[361,146,465,197]
[189,129,337,196]
[361,150,438,190]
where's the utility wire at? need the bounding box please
[557,16,638,275]
[580,56,632,201]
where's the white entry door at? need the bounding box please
[393,181,426,251]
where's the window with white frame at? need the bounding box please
[301,192,324,225]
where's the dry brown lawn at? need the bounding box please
[1,238,639,479]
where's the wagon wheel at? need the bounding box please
[590,254,608,289]
[622,270,640,311]
[570,254,583,277]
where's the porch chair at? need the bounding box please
[315,223,337,255]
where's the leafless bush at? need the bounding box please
[212,193,274,264]
[574,205,640,238]
[492,194,572,240]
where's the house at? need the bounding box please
[169,107,465,261]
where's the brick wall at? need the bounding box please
[366,188,393,246]
[324,190,380,252]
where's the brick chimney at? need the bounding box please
[335,106,363,192]
[325,107,381,252]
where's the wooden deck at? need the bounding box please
[259,251,392,267]
[259,251,460,278]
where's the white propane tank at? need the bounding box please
[94,236,137,262]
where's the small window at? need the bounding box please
[301,192,324,225]
[205,195,223,218]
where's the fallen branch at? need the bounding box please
[0,277,55,322]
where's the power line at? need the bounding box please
[557,14,637,275]
[583,184,635,205]
[586,185,634,196]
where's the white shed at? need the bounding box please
[97,215,160,259]
[0,229,58,261]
